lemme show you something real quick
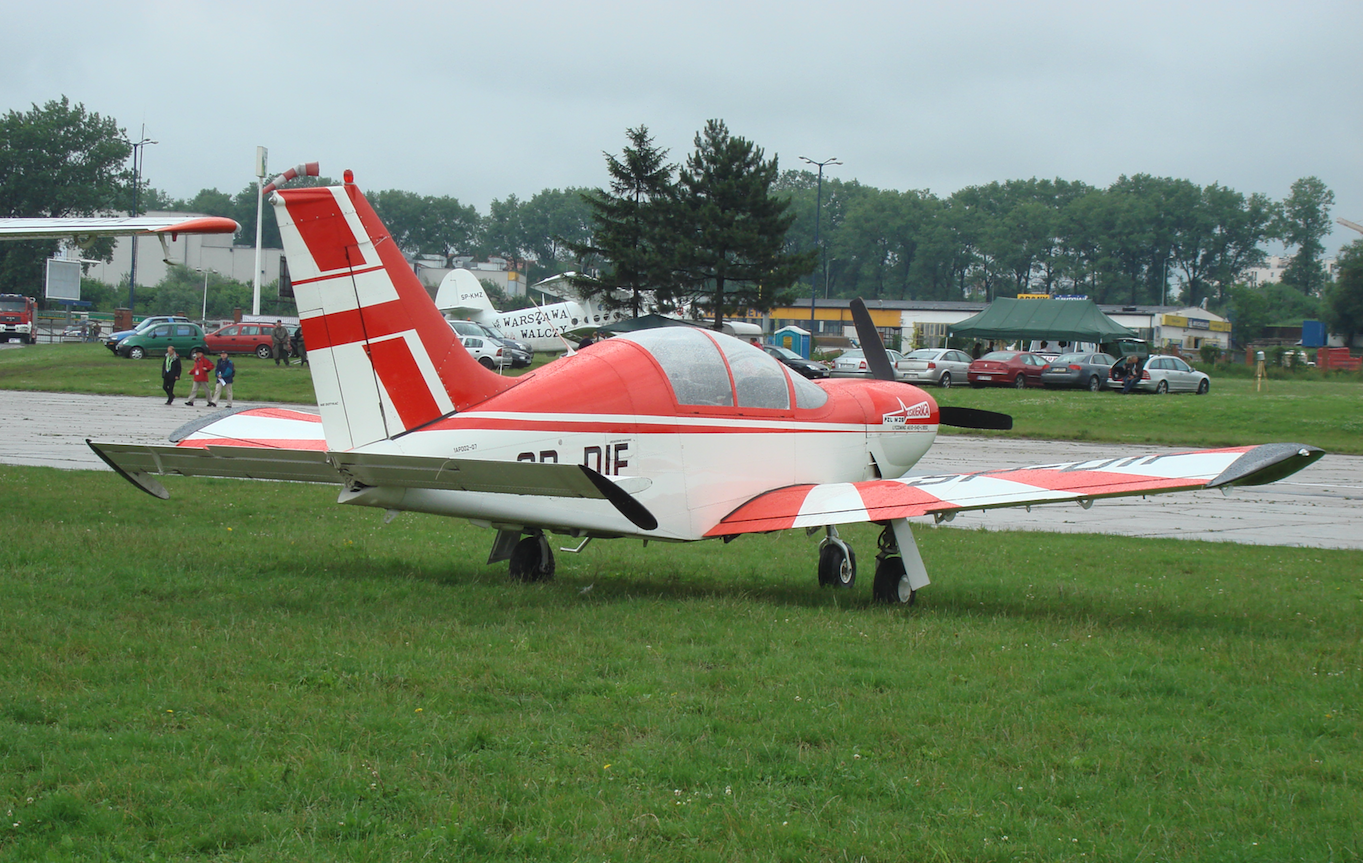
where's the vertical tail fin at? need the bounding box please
[435,269,497,324]
[272,176,513,450]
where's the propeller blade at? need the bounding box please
[939,406,1014,431]
[848,298,897,382]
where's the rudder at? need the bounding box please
[272,176,513,450]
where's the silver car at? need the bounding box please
[898,348,973,388]
[1108,355,1210,394]
[830,348,906,379]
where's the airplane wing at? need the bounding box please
[87,408,657,530]
[705,443,1325,537]
[0,215,239,241]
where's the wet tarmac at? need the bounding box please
[2,389,1359,551]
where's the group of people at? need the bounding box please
[273,320,307,366]
[159,319,305,407]
[159,346,236,408]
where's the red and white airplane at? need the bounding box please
[88,172,1324,604]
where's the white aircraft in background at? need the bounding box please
[0,214,240,261]
[435,269,764,352]
[435,269,629,353]
[83,169,1328,606]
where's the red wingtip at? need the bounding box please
[151,217,240,235]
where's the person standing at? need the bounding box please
[183,348,214,406]
[272,319,290,366]
[291,325,308,366]
[161,345,182,405]
[209,350,235,408]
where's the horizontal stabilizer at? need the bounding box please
[89,439,658,531]
[88,441,341,486]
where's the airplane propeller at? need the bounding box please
[848,298,1013,432]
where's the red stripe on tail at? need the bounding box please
[368,336,443,430]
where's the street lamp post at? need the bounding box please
[196,268,211,325]
[799,156,840,357]
[127,127,157,313]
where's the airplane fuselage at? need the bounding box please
[342,335,941,540]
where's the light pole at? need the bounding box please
[196,267,211,325]
[252,146,267,316]
[799,156,840,356]
[127,127,157,313]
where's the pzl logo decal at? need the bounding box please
[882,399,932,426]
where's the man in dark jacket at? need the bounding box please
[272,320,290,366]
[209,351,235,408]
[161,345,182,405]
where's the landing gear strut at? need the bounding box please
[817,526,856,588]
[871,525,915,605]
[507,531,555,582]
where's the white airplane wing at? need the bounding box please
[0,215,239,241]
[706,443,1324,536]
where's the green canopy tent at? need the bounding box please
[949,298,1137,344]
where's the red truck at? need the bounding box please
[0,294,36,344]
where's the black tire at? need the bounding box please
[1155,380,1168,394]
[1088,375,1101,392]
[128,346,145,360]
[817,543,856,589]
[939,372,952,389]
[255,344,272,359]
[872,557,915,605]
[478,357,494,370]
[1014,374,1027,389]
[508,536,555,582]
[1196,379,1209,395]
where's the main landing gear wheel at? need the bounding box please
[871,525,915,605]
[508,534,555,582]
[817,536,856,589]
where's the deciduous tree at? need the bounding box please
[0,97,132,293]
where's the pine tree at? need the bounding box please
[672,120,816,330]
[568,126,675,316]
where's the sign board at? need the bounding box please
[45,258,81,301]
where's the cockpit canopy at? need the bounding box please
[616,327,828,410]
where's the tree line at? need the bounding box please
[3,97,1359,343]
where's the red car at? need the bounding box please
[204,322,277,358]
[967,351,1048,388]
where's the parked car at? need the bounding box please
[1041,352,1117,392]
[459,334,506,369]
[966,351,1048,388]
[104,315,192,354]
[116,322,207,359]
[1107,355,1210,394]
[204,322,277,358]
[830,348,906,379]
[448,319,529,367]
[897,348,973,388]
[762,344,829,379]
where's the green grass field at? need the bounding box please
[2,467,1360,861]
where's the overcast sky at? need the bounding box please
[4,0,1359,253]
